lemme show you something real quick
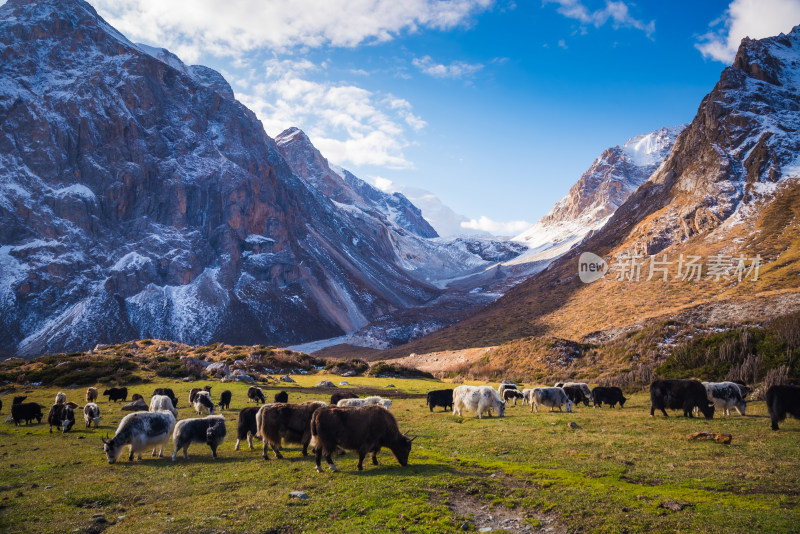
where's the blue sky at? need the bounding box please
[87,0,800,235]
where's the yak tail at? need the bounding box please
[309,413,319,449]
[255,405,264,438]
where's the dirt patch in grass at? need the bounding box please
[445,487,564,533]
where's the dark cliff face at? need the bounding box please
[275,127,438,239]
[0,0,440,356]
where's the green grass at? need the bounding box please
[1,378,798,533]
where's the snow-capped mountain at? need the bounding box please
[0,0,529,358]
[273,126,524,285]
[275,127,438,239]
[511,126,684,261]
[0,0,520,357]
[615,27,800,254]
[381,25,800,355]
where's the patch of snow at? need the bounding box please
[111,252,152,272]
[245,234,276,245]
[51,184,96,200]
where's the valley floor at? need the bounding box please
[1,376,798,533]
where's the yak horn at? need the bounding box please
[101,433,110,444]
[408,435,418,442]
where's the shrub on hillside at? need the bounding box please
[655,325,798,382]
[325,359,369,376]
[0,354,140,386]
[368,362,433,379]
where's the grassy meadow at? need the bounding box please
[1,376,799,533]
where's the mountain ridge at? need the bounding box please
[372,27,800,359]
[0,0,446,356]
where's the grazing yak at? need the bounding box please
[452,385,506,419]
[257,401,327,460]
[172,415,227,461]
[310,405,414,472]
[11,402,42,426]
[84,403,101,428]
[152,388,179,408]
[531,387,573,413]
[562,386,589,407]
[497,383,518,398]
[248,386,266,404]
[766,385,800,431]
[502,389,525,406]
[219,390,232,410]
[193,391,215,415]
[363,396,392,409]
[558,382,593,401]
[235,406,264,450]
[331,391,358,405]
[337,396,392,410]
[733,381,753,399]
[48,404,75,433]
[426,389,454,412]
[55,392,67,405]
[85,387,99,403]
[702,381,746,416]
[102,411,177,463]
[188,387,211,405]
[521,388,534,405]
[591,386,627,408]
[149,394,179,417]
[650,379,715,419]
[103,387,128,403]
[274,391,289,403]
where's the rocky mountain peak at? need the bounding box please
[594,24,800,256]
[275,127,439,239]
[0,0,453,357]
[511,125,683,258]
[731,25,800,86]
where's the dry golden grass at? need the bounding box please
[375,180,800,365]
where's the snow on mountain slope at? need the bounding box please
[510,126,684,263]
[275,126,525,286]
[0,0,528,357]
[378,26,800,356]
[0,0,451,357]
[617,25,800,254]
[275,127,438,239]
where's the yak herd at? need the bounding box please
[3,378,800,472]
[428,379,799,431]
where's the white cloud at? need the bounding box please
[371,177,489,236]
[460,215,531,235]
[92,0,495,58]
[696,0,800,63]
[544,0,655,37]
[373,176,395,192]
[237,59,423,169]
[412,55,484,78]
